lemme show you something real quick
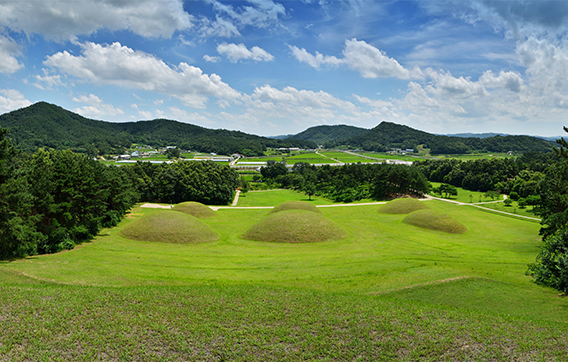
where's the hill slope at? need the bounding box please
[327,121,554,154]
[0,102,316,156]
[287,124,368,144]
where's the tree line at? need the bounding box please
[260,161,430,202]
[0,128,239,260]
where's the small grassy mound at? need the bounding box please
[120,211,218,243]
[242,210,346,243]
[269,201,321,214]
[172,202,216,218]
[378,198,429,214]
[403,209,467,234]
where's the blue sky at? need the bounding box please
[0,0,567,137]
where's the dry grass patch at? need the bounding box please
[119,210,218,244]
[269,201,321,214]
[242,210,347,243]
[378,198,429,214]
[172,201,216,218]
[403,209,467,234]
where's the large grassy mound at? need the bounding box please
[269,200,321,214]
[172,201,216,218]
[120,211,218,243]
[403,209,467,234]
[242,210,346,243]
[378,198,429,214]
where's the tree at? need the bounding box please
[165,148,181,159]
[509,191,520,201]
[302,181,316,201]
[527,228,568,294]
[504,198,513,207]
[518,198,527,208]
[484,190,498,201]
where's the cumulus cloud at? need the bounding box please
[44,42,241,108]
[203,55,221,63]
[252,85,357,112]
[72,94,124,117]
[352,94,393,108]
[0,0,192,40]
[0,89,32,114]
[31,70,65,90]
[343,39,421,79]
[479,70,524,92]
[288,45,343,69]
[425,69,488,98]
[0,35,23,73]
[217,43,274,62]
[289,38,422,79]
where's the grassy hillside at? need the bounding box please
[327,121,554,154]
[0,192,566,359]
[288,124,368,144]
[0,102,316,155]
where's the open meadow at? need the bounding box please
[0,190,566,360]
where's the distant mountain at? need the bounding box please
[326,121,555,154]
[0,102,316,156]
[446,132,562,142]
[445,132,509,139]
[287,124,368,144]
[268,134,294,140]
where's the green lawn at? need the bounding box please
[0,192,565,359]
[429,182,498,203]
[236,189,334,206]
[320,151,378,163]
[478,199,540,219]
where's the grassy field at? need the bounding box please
[430,182,497,203]
[0,190,566,359]
[238,153,340,165]
[236,189,335,206]
[319,151,378,163]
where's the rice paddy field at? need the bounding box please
[0,190,566,360]
[237,152,340,165]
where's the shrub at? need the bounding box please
[527,228,568,294]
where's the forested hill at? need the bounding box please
[0,102,315,156]
[326,121,555,154]
[287,124,368,144]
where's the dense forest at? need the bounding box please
[259,161,430,202]
[287,124,368,144]
[0,127,239,260]
[326,121,554,154]
[0,102,316,156]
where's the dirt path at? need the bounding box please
[231,190,241,206]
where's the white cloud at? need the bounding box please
[217,43,274,62]
[210,0,286,28]
[44,42,241,109]
[72,94,124,117]
[197,16,241,38]
[252,85,357,112]
[0,35,23,73]
[352,94,393,108]
[425,69,488,99]
[517,37,568,95]
[0,0,192,40]
[203,55,221,63]
[0,89,32,114]
[479,70,524,93]
[343,39,423,80]
[31,69,64,90]
[289,39,422,79]
[288,45,343,69]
